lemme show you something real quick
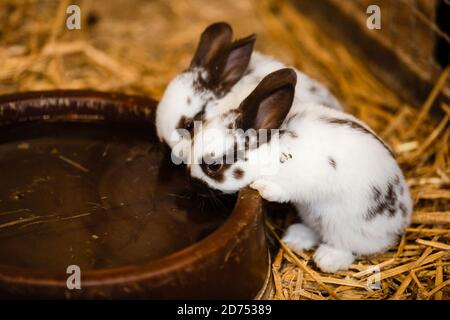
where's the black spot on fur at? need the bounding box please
[328,157,337,169]
[393,175,400,186]
[233,167,244,179]
[366,177,401,220]
[371,186,382,201]
[187,97,192,105]
[310,85,318,93]
[280,152,292,163]
[386,183,397,217]
[399,185,404,196]
[366,199,386,220]
[321,116,394,158]
[399,202,407,217]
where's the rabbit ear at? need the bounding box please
[191,22,233,68]
[217,34,256,91]
[239,68,297,131]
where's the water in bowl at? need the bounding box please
[0,122,234,274]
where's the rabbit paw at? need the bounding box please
[250,179,287,202]
[282,223,320,252]
[313,244,355,273]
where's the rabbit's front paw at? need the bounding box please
[313,244,355,273]
[250,179,287,202]
[282,223,320,252]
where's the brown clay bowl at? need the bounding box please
[0,90,270,299]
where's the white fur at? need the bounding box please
[283,223,320,251]
[189,103,412,273]
[156,52,342,153]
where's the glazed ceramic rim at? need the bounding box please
[0,90,265,290]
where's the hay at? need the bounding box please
[0,0,448,300]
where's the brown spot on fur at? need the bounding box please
[176,116,187,131]
[328,157,337,169]
[187,97,192,105]
[321,116,394,158]
[233,167,244,179]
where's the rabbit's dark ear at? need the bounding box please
[239,68,296,131]
[218,34,256,91]
[191,22,233,68]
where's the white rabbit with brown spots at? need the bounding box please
[187,68,412,273]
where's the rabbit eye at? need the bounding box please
[184,119,194,132]
[207,161,223,174]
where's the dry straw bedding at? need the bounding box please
[0,0,448,300]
